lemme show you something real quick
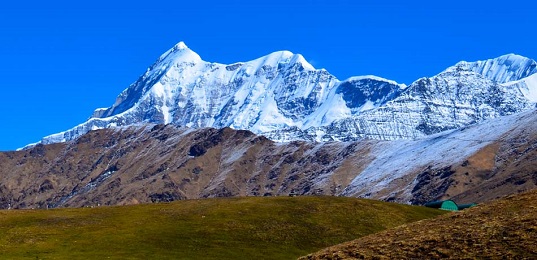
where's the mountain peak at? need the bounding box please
[158,41,202,64]
[253,50,315,71]
[174,41,188,50]
[450,54,537,83]
[497,53,527,60]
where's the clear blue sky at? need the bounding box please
[1,0,536,151]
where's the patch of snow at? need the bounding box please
[345,75,407,89]
[523,74,537,102]
[504,73,537,102]
[359,100,376,112]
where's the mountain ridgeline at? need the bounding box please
[2,106,536,209]
[5,42,537,209]
[34,41,537,146]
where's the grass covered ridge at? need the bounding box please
[0,196,443,259]
[302,189,537,259]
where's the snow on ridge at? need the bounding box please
[158,41,190,59]
[451,53,537,84]
[522,74,537,102]
[503,73,537,103]
[344,75,407,89]
[290,53,315,71]
[243,50,316,71]
[174,41,188,49]
[302,90,351,129]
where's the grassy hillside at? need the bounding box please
[301,189,537,259]
[0,196,443,259]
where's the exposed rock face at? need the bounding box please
[0,125,373,208]
[2,108,537,208]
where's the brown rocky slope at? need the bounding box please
[0,125,373,208]
[300,188,537,259]
[0,108,536,209]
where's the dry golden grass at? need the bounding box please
[301,189,537,259]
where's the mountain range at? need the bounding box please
[31,41,537,146]
[3,41,536,209]
[2,105,535,209]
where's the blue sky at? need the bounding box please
[1,0,536,151]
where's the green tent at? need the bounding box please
[424,200,459,211]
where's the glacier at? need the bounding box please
[30,42,537,147]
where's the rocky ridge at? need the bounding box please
[2,106,536,209]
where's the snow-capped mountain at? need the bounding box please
[307,55,536,141]
[34,42,537,146]
[457,53,537,83]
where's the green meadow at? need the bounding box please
[0,196,444,259]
